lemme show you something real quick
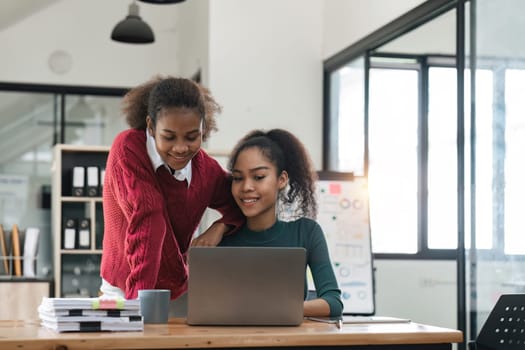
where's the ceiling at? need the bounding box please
[0,0,59,31]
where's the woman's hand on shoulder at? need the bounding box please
[190,222,229,247]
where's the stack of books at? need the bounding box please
[38,297,143,332]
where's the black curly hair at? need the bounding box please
[122,75,220,142]
[228,129,318,219]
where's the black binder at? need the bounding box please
[72,167,85,196]
[100,168,106,195]
[86,166,99,197]
[77,218,91,249]
[63,218,77,249]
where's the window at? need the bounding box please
[471,69,493,250]
[323,2,461,258]
[0,84,127,277]
[501,69,525,255]
[323,1,525,261]
[427,67,458,249]
[0,89,126,228]
[368,67,419,254]
[325,56,366,175]
[326,56,525,257]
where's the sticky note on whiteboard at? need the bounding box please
[329,183,341,195]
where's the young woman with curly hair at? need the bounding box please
[220,129,343,317]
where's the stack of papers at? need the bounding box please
[38,297,143,332]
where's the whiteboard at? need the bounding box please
[315,172,375,315]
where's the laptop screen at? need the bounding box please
[186,246,306,326]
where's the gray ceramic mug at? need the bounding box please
[138,289,170,324]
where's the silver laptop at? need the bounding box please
[186,246,306,326]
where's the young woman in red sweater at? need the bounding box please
[100,76,244,300]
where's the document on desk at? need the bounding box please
[41,319,143,332]
[40,297,140,310]
[307,316,411,324]
[39,297,143,333]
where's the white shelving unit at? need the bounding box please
[51,144,109,297]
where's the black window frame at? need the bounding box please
[323,0,462,261]
[0,81,128,145]
[322,2,469,347]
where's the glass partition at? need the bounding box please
[323,1,477,347]
[0,88,126,280]
[64,95,125,146]
[469,0,525,336]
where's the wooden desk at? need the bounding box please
[0,318,463,350]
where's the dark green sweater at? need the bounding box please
[220,218,343,317]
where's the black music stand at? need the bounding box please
[469,294,525,350]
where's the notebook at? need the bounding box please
[186,246,306,326]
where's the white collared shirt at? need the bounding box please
[146,130,192,187]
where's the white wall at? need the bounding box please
[206,0,324,168]
[322,0,426,59]
[374,260,456,328]
[0,0,186,87]
[379,8,456,55]
[174,0,209,81]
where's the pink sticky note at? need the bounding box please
[329,183,341,195]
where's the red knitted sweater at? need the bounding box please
[100,129,243,299]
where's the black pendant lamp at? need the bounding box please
[111,1,154,44]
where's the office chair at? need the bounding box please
[468,294,525,350]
